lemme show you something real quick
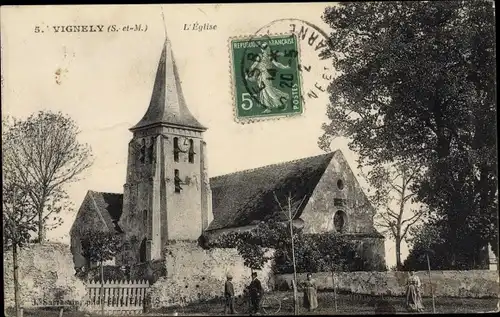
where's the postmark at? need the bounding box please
[229,18,336,124]
[230,34,303,121]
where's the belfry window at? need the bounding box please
[148,137,154,163]
[188,139,195,163]
[174,169,182,193]
[143,209,148,228]
[173,137,179,162]
[139,139,146,163]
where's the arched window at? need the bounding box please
[334,210,346,233]
[139,238,147,263]
[173,137,179,162]
[139,139,146,163]
[188,139,195,163]
[174,169,182,193]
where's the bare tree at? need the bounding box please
[273,191,307,316]
[362,161,426,270]
[3,111,93,242]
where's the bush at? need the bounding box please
[78,265,127,282]
[272,233,380,273]
[210,220,384,274]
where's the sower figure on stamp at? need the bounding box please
[248,271,264,315]
[224,273,237,314]
[245,42,291,113]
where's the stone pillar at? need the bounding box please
[200,141,213,231]
[150,136,163,260]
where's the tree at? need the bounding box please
[272,192,307,315]
[80,230,122,315]
[3,178,38,317]
[403,218,449,270]
[3,119,39,317]
[3,111,94,242]
[363,161,425,269]
[320,1,497,268]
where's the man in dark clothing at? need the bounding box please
[224,274,237,314]
[248,272,264,314]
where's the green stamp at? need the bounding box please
[230,34,303,120]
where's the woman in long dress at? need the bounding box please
[302,273,318,312]
[406,271,425,312]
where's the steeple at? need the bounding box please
[131,37,206,132]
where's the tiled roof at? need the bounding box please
[206,152,336,231]
[88,191,123,230]
[131,38,206,132]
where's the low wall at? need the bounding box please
[275,270,499,298]
[3,243,87,309]
[150,241,274,307]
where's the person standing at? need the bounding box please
[302,273,318,311]
[224,274,237,314]
[405,271,425,312]
[248,272,264,315]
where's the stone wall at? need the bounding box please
[275,270,500,298]
[150,241,274,307]
[3,243,87,308]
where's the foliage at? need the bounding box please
[320,1,497,268]
[79,265,128,282]
[211,221,284,271]
[361,161,426,269]
[274,233,357,274]
[402,219,451,270]
[2,120,38,249]
[2,111,94,242]
[2,174,38,250]
[80,230,123,265]
[212,221,370,273]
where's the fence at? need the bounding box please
[85,279,150,315]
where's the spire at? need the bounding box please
[131,37,206,132]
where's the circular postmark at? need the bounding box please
[231,18,335,121]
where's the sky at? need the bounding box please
[1,4,409,268]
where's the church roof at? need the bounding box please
[87,191,123,230]
[130,37,206,132]
[206,152,336,231]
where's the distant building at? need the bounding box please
[70,32,385,278]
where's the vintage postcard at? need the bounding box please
[2,2,498,316]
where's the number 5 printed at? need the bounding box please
[241,92,253,111]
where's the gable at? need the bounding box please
[300,150,381,235]
[329,150,375,214]
[70,192,103,237]
[206,152,335,231]
[70,191,124,237]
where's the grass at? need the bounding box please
[5,292,498,316]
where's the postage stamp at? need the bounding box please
[230,34,303,121]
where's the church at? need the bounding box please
[70,33,385,299]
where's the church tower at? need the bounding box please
[118,36,213,265]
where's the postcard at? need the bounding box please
[2,3,497,316]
